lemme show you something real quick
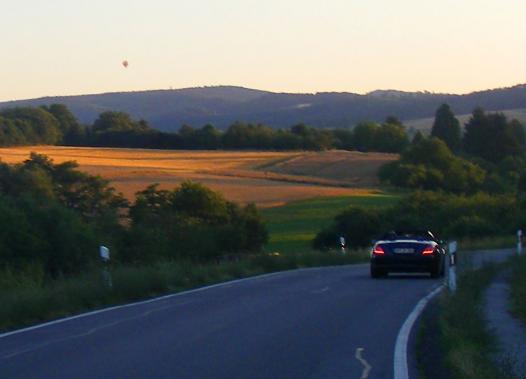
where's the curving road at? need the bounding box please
[0,264,442,378]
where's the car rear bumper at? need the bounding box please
[371,255,441,273]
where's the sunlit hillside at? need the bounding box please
[0,147,396,207]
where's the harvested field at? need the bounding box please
[0,147,396,207]
[258,150,397,186]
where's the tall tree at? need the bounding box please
[0,107,62,145]
[464,108,524,162]
[352,122,379,152]
[43,104,85,145]
[193,124,221,149]
[463,107,488,157]
[92,111,137,133]
[377,119,409,153]
[431,104,461,152]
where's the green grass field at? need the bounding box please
[262,193,401,253]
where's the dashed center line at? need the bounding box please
[355,347,372,379]
[311,286,329,294]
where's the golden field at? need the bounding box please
[0,147,397,207]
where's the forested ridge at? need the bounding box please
[2,84,525,130]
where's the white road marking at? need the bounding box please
[311,286,329,294]
[393,285,443,379]
[0,265,365,339]
[355,347,372,379]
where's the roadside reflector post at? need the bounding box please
[447,241,457,293]
[517,230,523,256]
[99,246,112,289]
[339,236,346,254]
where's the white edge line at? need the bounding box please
[393,285,444,379]
[0,264,366,339]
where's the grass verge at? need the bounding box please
[418,264,516,379]
[510,255,526,325]
[457,236,516,251]
[0,250,368,333]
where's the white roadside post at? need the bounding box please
[447,241,457,293]
[339,236,346,254]
[99,246,112,289]
[517,230,523,256]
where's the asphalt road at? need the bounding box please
[0,264,442,379]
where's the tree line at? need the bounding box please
[380,104,526,194]
[315,104,526,250]
[0,153,267,279]
[314,191,525,249]
[0,105,409,152]
[1,103,524,164]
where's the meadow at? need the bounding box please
[262,194,401,253]
[0,146,395,207]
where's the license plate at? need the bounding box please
[394,248,414,254]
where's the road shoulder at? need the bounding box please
[483,272,526,377]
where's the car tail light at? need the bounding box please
[421,246,434,255]
[373,245,385,255]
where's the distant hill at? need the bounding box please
[1,84,526,131]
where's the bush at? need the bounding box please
[127,182,268,263]
[445,216,494,237]
[314,191,523,249]
[380,138,486,194]
[314,206,383,249]
[0,154,127,278]
[0,196,100,277]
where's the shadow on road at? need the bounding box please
[382,273,434,280]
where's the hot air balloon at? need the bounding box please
[122,60,129,68]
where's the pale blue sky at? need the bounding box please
[1,0,525,101]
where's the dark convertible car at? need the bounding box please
[370,231,446,278]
